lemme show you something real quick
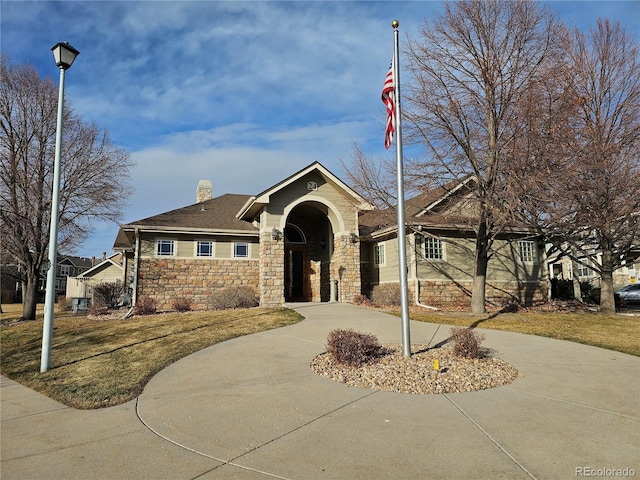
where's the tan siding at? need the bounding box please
[488,239,543,282]
[415,235,544,283]
[140,235,156,257]
[268,174,360,233]
[139,233,258,259]
[416,236,475,281]
[374,239,401,283]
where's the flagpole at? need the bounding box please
[392,20,411,357]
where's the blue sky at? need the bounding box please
[2,0,639,258]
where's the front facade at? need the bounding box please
[114,162,548,310]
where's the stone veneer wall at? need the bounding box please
[332,235,361,303]
[415,279,548,308]
[137,258,259,310]
[259,232,285,306]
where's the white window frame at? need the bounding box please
[59,265,71,276]
[234,242,249,258]
[578,259,593,277]
[196,240,214,257]
[424,237,444,261]
[156,239,176,257]
[374,243,385,266]
[518,240,535,263]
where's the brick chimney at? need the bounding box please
[196,180,212,203]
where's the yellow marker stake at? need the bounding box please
[433,359,439,370]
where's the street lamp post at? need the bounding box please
[40,42,79,373]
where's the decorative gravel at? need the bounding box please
[310,344,519,395]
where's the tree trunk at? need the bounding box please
[599,247,616,314]
[21,273,39,320]
[471,220,489,314]
[571,250,583,302]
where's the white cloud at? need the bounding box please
[3,0,638,256]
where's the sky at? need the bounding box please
[2,0,639,259]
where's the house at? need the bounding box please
[1,254,94,304]
[40,255,94,301]
[1,255,21,303]
[547,248,639,289]
[65,253,126,304]
[113,162,548,310]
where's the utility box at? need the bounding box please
[72,297,89,313]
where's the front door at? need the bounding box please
[285,246,308,301]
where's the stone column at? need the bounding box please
[332,234,361,303]
[259,232,285,306]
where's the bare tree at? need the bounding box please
[552,20,639,313]
[0,56,133,320]
[507,18,640,313]
[403,0,563,313]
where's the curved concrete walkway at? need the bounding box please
[2,303,639,479]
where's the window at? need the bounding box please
[196,241,213,257]
[578,260,593,277]
[285,224,306,244]
[156,239,175,256]
[424,237,444,260]
[234,242,249,258]
[374,244,385,266]
[60,265,70,276]
[518,241,534,263]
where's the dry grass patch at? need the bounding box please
[404,309,640,357]
[0,307,302,409]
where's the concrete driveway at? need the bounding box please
[2,303,639,479]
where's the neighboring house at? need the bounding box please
[1,256,21,303]
[39,255,94,300]
[547,249,639,289]
[65,253,126,302]
[113,162,548,310]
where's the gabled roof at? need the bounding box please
[360,175,541,239]
[237,161,374,220]
[359,179,476,237]
[408,176,476,217]
[116,193,258,248]
[58,255,94,269]
[77,253,123,278]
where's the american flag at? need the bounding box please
[381,59,395,149]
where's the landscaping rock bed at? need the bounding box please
[310,344,519,395]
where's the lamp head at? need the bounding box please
[51,42,80,70]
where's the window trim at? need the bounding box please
[577,259,594,277]
[424,236,445,261]
[518,240,535,263]
[195,240,214,258]
[156,239,176,257]
[374,243,386,266]
[234,242,249,258]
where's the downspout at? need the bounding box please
[123,228,140,319]
[415,277,440,311]
[133,228,140,305]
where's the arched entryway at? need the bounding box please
[284,204,333,302]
